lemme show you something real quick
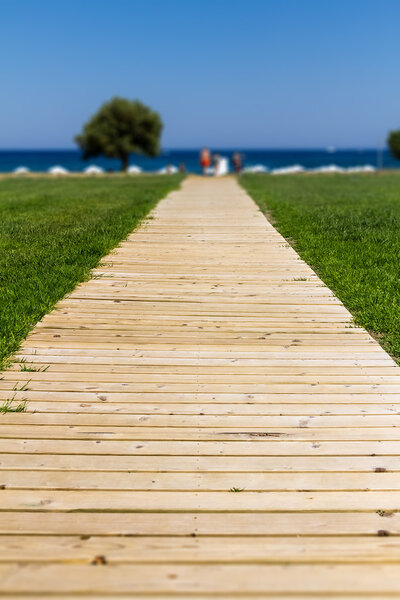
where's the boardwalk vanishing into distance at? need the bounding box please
[1,176,400,597]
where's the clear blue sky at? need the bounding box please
[0,0,399,149]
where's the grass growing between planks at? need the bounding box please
[0,397,27,413]
[240,173,400,361]
[0,175,183,368]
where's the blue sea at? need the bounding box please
[0,148,397,174]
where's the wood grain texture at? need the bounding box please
[1,175,400,597]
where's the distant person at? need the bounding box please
[213,153,220,175]
[200,147,211,175]
[179,162,186,173]
[232,152,243,174]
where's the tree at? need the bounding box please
[387,129,400,161]
[75,97,163,172]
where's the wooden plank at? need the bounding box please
[1,470,400,490]
[16,347,394,360]
[1,535,399,564]
[15,356,393,366]
[3,381,400,392]
[4,390,400,403]
[2,489,400,511]
[0,453,396,471]
[1,511,400,536]
[2,563,400,594]
[2,597,387,600]
[3,438,400,454]
[3,412,400,426]
[16,401,400,415]
[2,425,400,442]
[7,372,400,383]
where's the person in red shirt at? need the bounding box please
[200,147,211,175]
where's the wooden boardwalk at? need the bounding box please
[1,175,400,597]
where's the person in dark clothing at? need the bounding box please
[232,152,243,174]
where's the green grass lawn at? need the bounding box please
[240,173,400,362]
[0,175,183,368]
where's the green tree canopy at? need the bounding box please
[387,129,400,161]
[75,97,163,171]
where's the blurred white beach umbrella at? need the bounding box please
[48,165,69,175]
[312,164,345,173]
[346,165,376,173]
[214,157,229,176]
[127,165,142,174]
[13,166,30,174]
[158,165,178,174]
[84,165,104,175]
[243,164,268,173]
[271,165,304,175]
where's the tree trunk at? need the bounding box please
[121,154,129,172]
